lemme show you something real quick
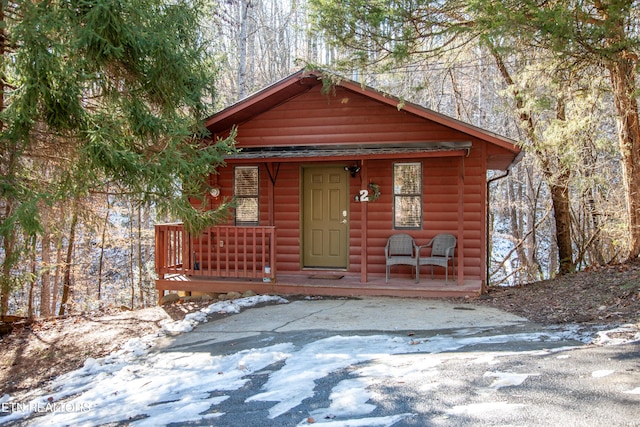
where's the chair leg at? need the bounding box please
[386,265,389,283]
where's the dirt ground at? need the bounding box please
[472,262,640,325]
[1,263,639,397]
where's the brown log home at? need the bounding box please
[154,70,522,302]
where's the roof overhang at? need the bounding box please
[224,141,472,163]
[205,71,318,133]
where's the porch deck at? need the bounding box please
[156,273,482,303]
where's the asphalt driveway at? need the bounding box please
[2,296,639,426]
[152,297,640,427]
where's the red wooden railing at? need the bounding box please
[155,223,186,277]
[155,224,276,281]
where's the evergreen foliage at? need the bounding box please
[0,0,234,314]
[309,0,640,271]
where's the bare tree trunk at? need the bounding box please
[129,200,135,309]
[137,206,144,308]
[59,200,79,316]
[1,200,16,317]
[607,58,640,260]
[0,4,16,315]
[97,192,111,302]
[0,1,8,317]
[491,48,575,274]
[549,173,574,273]
[525,167,545,279]
[507,176,529,282]
[581,143,607,266]
[550,96,575,273]
[40,209,52,317]
[51,221,64,316]
[237,0,253,99]
[27,236,36,319]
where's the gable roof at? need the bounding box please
[205,70,522,170]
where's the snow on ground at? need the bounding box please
[0,296,638,427]
[160,295,290,334]
[483,371,540,389]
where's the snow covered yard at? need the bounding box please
[1,296,639,427]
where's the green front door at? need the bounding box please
[302,166,349,269]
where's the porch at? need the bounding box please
[156,273,481,303]
[154,223,480,303]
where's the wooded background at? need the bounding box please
[1,0,636,317]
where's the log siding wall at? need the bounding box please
[203,85,508,283]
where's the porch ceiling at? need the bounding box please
[224,141,472,162]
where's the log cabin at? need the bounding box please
[154,70,522,301]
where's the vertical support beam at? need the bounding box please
[154,226,165,279]
[457,157,465,285]
[265,164,277,280]
[270,226,277,280]
[183,226,190,275]
[481,141,489,293]
[360,159,368,283]
[206,228,211,276]
[266,164,275,226]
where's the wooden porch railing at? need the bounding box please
[155,223,186,277]
[155,224,277,281]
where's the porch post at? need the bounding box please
[361,159,368,283]
[154,225,165,280]
[184,227,192,273]
[457,157,465,285]
[265,163,275,226]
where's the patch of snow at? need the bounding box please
[471,353,501,365]
[591,370,615,378]
[161,295,288,334]
[483,371,539,389]
[246,330,570,420]
[447,401,528,417]
[591,324,640,345]
[246,335,405,419]
[297,413,414,426]
[308,378,377,420]
[0,295,290,426]
[1,345,293,427]
[201,295,289,316]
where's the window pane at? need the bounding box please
[394,196,421,228]
[236,198,259,223]
[393,162,422,229]
[234,166,259,224]
[235,167,258,196]
[394,163,421,194]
